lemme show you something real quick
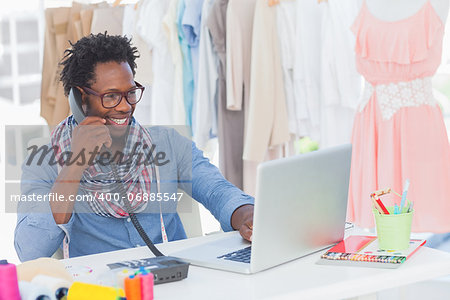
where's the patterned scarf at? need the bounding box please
[51,115,153,218]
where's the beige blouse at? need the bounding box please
[243,0,290,162]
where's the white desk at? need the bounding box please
[63,232,450,300]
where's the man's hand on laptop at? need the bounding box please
[231,204,254,242]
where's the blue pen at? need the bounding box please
[400,179,410,213]
[394,204,399,214]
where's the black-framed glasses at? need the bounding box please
[80,81,145,108]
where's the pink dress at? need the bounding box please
[347,1,450,232]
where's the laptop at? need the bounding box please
[171,144,352,274]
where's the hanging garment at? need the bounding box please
[193,0,219,149]
[90,6,124,35]
[163,0,186,126]
[130,35,154,126]
[243,0,290,163]
[207,0,245,189]
[182,0,205,93]
[226,0,257,193]
[80,7,95,36]
[347,1,450,232]
[177,0,195,130]
[275,0,298,136]
[41,3,105,126]
[136,0,174,126]
[40,7,71,126]
[67,2,84,42]
[123,4,154,126]
[319,0,362,148]
[183,0,206,133]
[41,7,63,125]
[244,0,297,194]
[122,4,136,37]
[293,0,323,141]
[80,1,110,35]
[226,0,256,112]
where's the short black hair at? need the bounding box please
[60,32,139,96]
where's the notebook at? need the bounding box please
[316,235,426,269]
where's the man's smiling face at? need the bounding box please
[82,61,137,140]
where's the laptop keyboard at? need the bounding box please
[217,246,252,263]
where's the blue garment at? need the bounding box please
[182,0,205,134]
[14,125,254,262]
[182,0,205,90]
[177,0,195,132]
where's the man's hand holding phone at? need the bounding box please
[71,116,112,171]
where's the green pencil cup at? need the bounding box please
[373,207,413,250]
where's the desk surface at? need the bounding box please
[63,232,450,300]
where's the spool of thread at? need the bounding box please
[139,273,154,300]
[16,258,73,283]
[124,275,142,300]
[67,282,124,300]
[55,288,69,300]
[19,281,54,300]
[0,260,21,300]
[31,275,71,300]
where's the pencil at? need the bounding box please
[376,199,390,214]
[371,196,384,214]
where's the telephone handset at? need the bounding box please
[67,87,165,257]
[69,88,87,125]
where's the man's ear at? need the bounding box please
[75,87,87,105]
[75,86,88,114]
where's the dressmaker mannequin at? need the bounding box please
[348,0,450,232]
[361,0,449,23]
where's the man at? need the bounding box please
[15,33,254,261]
